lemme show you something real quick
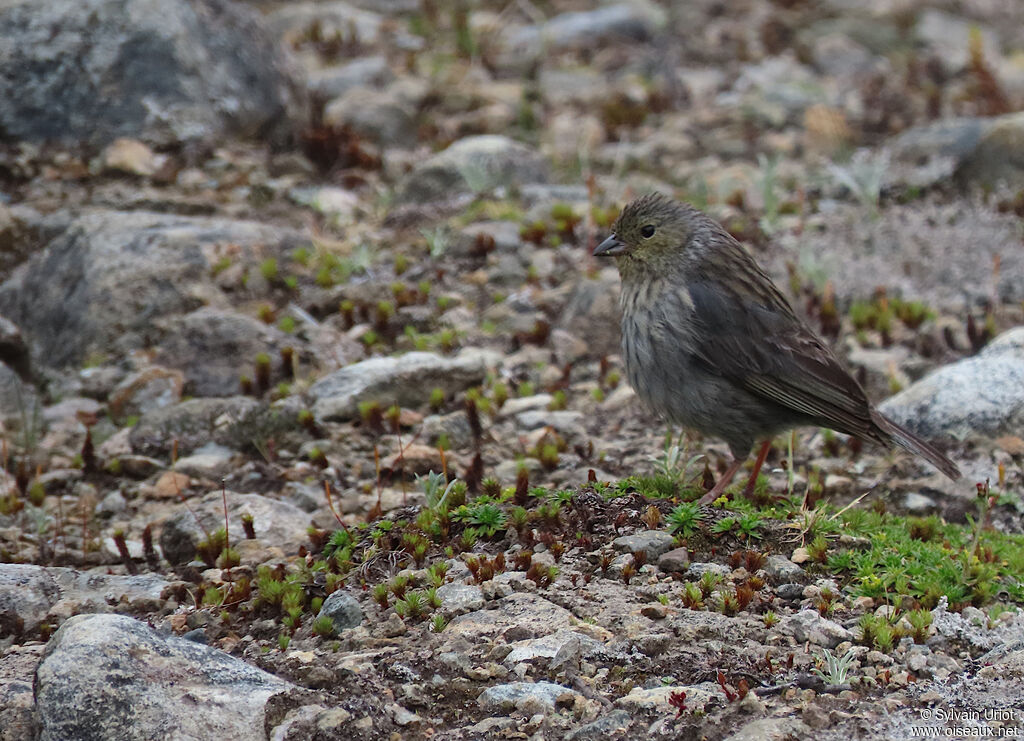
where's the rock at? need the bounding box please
[886,113,1024,191]
[557,270,622,359]
[477,681,577,714]
[100,138,166,177]
[764,555,804,584]
[499,395,553,417]
[324,87,416,147]
[172,442,238,479]
[0,563,168,635]
[539,68,609,107]
[436,583,485,618]
[308,349,499,423]
[447,592,574,639]
[396,135,549,205]
[515,410,586,441]
[0,0,299,150]
[305,56,393,99]
[615,682,719,712]
[155,307,303,397]
[0,362,38,424]
[955,112,1024,190]
[0,315,30,381]
[129,396,263,458]
[809,33,873,79]
[914,9,1000,75]
[728,53,826,122]
[685,562,732,580]
[903,492,938,515]
[565,710,634,740]
[35,614,297,740]
[0,210,302,370]
[612,530,676,562]
[879,327,1024,440]
[0,204,43,277]
[264,2,391,48]
[504,629,603,669]
[420,412,474,449]
[724,717,812,741]
[498,4,665,69]
[657,547,690,572]
[776,583,805,601]
[108,366,184,421]
[778,610,853,648]
[0,643,42,740]
[455,220,524,257]
[317,591,363,632]
[159,490,311,564]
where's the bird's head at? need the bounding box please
[593,193,698,273]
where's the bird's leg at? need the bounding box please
[741,440,772,498]
[698,457,745,505]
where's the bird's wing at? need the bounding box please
[684,267,878,440]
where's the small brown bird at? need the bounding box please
[594,193,960,504]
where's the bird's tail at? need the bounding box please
[871,410,962,481]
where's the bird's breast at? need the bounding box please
[619,277,703,411]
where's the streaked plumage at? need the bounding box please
[594,193,960,503]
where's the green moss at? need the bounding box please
[260,258,279,282]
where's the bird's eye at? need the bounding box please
[640,225,656,238]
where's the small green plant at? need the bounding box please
[711,517,736,536]
[807,535,829,563]
[667,502,703,537]
[813,647,857,686]
[399,591,426,620]
[547,390,567,411]
[260,258,279,282]
[427,561,449,588]
[698,571,722,598]
[323,528,353,559]
[429,387,445,411]
[389,574,409,600]
[312,615,336,638]
[827,149,889,216]
[421,226,449,258]
[737,513,764,540]
[681,581,704,610]
[469,502,507,538]
[906,609,933,644]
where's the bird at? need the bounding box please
[593,192,961,505]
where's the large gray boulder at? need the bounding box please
[0,210,302,370]
[35,614,297,741]
[0,0,300,149]
[880,327,1024,440]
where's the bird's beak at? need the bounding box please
[593,234,626,257]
